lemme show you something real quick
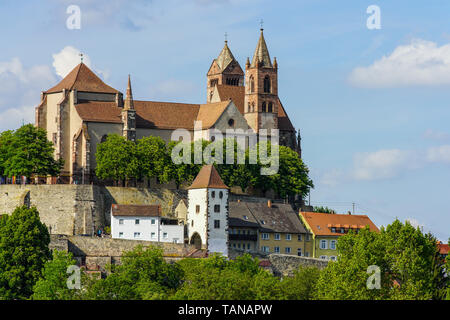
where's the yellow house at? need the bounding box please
[299,211,379,260]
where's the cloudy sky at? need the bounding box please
[0,0,449,241]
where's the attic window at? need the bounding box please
[260,220,265,225]
[228,119,234,127]
[317,225,321,230]
[243,215,248,220]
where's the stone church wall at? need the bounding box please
[0,185,187,236]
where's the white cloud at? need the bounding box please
[426,145,450,164]
[349,39,450,87]
[320,168,345,187]
[352,149,419,181]
[52,46,92,78]
[406,218,424,230]
[0,58,56,131]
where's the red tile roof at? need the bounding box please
[188,164,229,190]
[300,212,379,236]
[45,63,119,94]
[438,243,449,255]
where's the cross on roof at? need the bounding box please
[79,53,84,63]
[224,32,228,43]
[260,19,264,30]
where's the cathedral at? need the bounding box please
[35,28,300,184]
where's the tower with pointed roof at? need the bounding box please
[244,28,279,134]
[206,39,244,103]
[187,164,229,257]
[122,75,136,142]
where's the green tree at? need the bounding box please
[95,134,139,185]
[2,124,63,179]
[0,206,51,299]
[313,206,336,214]
[32,250,81,300]
[136,136,169,184]
[315,220,448,300]
[0,130,14,177]
[281,266,321,300]
[84,246,183,300]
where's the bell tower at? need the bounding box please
[206,37,244,103]
[122,75,136,142]
[244,28,279,134]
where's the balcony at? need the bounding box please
[229,234,258,241]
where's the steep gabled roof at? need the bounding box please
[188,165,229,190]
[216,41,238,71]
[300,212,380,236]
[45,63,119,94]
[251,29,272,68]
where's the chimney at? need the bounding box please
[267,200,272,208]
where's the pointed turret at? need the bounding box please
[124,74,134,110]
[251,28,272,68]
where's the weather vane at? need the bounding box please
[260,19,264,30]
[79,53,84,63]
[224,32,228,43]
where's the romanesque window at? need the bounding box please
[251,102,255,112]
[196,205,200,213]
[249,76,255,93]
[214,205,220,213]
[262,102,266,113]
[214,220,220,229]
[247,102,251,113]
[264,75,271,93]
[268,102,273,113]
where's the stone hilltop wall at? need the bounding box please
[0,185,187,236]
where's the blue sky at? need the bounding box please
[0,0,449,241]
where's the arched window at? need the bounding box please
[268,102,273,113]
[251,102,255,112]
[247,102,251,113]
[264,75,271,93]
[262,102,267,113]
[249,76,255,93]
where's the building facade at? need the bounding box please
[111,204,183,243]
[299,211,380,260]
[35,29,300,184]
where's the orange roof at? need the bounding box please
[111,204,161,217]
[438,243,449,255]
[188,164,228,190]
[45,63,119,94]
[74,100,230,129]
[299,212,379,236]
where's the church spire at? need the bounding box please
[124,74,134,110]
[216,39,237,71]
[250,28,272,68]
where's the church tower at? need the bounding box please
[206,39,244,102]
[244,28,279,134]
[122,75,136,142]
[187,165,229,257]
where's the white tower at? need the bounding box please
[187,165,229,257]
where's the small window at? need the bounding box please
[163,232,168,239]
[261,233,269,240]
[330,240,336,250]
[320,255,327,260]
[210,136,215,142]
[191,220,194,227]
[211,191,215,198]
[297,234,302,241]
[151,232,156,239]
[233,243,236,248]
[268,102,273,113]
[119,232,123,238]
[243,215,248,220]
[264,75,271,93]
[331,227,336,233]
[306,234,311,241]
[228,119,234,127]
[297,248,302,256]
[134,232,140,238]
[219,191,223,199]
[247,243,251,250]
[261,246,270,253]
[260,220,265,225]
[285,247,291,254]
[237,243,241,249]
[119,219,124,225]
[304,252,309,257]
[214,204,220,213]
[135,219,140,225]
[274,233,280,240]
[274,246,280,253]
[330,256,337,261]
[151,219,156,225]
[196,205,200,213]
[286,234,291,241]
[214,220,220,229]
[320,240,327,249]
[340,228,345,234]
[262,102,266,113]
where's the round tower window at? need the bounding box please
[219,191,223,199]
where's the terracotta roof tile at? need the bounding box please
[75,102,122,123]
[188,165,229,189]
[45,63,119,94]
[111,204,161,217]
[300,212,379,236]
[196,101,230,128]
[438,243,449,255]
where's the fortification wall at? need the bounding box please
[0,185,187,236]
